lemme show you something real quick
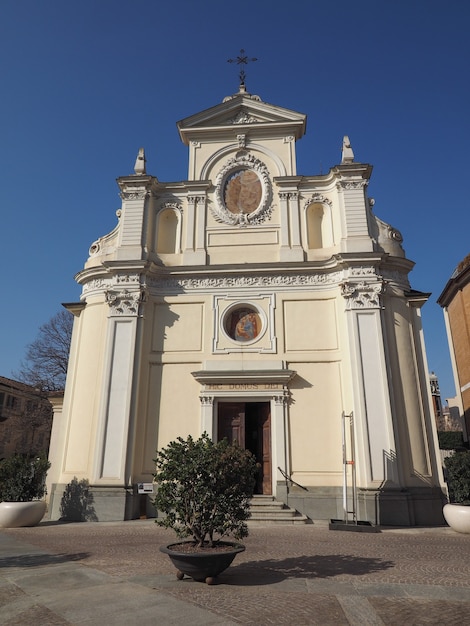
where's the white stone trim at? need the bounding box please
[146,271,343,294]
[212,152,273,226]
[212,294,276,354]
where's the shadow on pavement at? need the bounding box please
[0,551,90,568]
[224,553,395,586]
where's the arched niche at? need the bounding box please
[306,202,333,249]
[156,207,180,254]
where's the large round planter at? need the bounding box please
[0,501,47,528]
[443,503,470,534]
[160,541,245,584]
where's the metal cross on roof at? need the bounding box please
[227,49,258,87]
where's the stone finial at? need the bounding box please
[134,147,146,175]
[341,136,354,164]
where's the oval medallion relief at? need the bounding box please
[212,153,273,226]
[224,170,262,215]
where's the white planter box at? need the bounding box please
[443,503,470,534]
[0,501,47,528]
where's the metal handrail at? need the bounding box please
[278,467,308,491]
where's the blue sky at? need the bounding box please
[0,0,468,401]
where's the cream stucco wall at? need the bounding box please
[48,87,445,525]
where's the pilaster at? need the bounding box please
[93,283,145,485]
[277,180,304,261]
[334,164,373,253]
[341,278,399,487]
[183,191,207,265]
[116,175,157,261]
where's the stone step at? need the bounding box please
[248,496,311,525]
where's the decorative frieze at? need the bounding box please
[348,266,378,277]
[157,201,183,214]
[237,134,247,148]
[274,394,290,406]
[199,396,214,406]
[82,274,142,297]
[187,195,205,205]
[229,109,259,124]
[119,190,149,201]
[337,180,369,190]
[105,289,146,316]
[279,191,298,201]
[340,281,385,309]
[147,271,343,293]
[82,278,109,294]
[303,193,332,208]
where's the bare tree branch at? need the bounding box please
[15,309,73,391]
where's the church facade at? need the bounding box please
[48,83,446,525]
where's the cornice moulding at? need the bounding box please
[192,369,297,385]
[180,121,306,144]
[117,175,159,191]
[438,261,470,307]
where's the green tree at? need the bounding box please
[153,433,258,547]
[445,451,470,504]
[0,453,50,502]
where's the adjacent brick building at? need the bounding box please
[0,376,53,459]
[438,253,470,439]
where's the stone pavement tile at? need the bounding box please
[353,582,415,598]
[0,580,26,605]
[401,584,470,602]
[3,523,470,625]
[2,561,114,596]
[1,603,71,626]
[368,596,470,626]
[154,584,349,625]
[38,580,237,626]
[306,578,363,596]
[336,595,385,626]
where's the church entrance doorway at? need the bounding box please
[217,401,272,495]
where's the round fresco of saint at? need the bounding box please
[224,169,262,215]
[224,306,262,342]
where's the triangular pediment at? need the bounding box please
[178,92,306,144]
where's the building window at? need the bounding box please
[6,395,19,410]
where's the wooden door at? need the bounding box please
[218,401,272,495]
[217,402,245,447]
[259,403,272,495]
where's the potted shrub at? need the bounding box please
[153,433,258,584]
[0,453,50,528]
[443,450,470,534]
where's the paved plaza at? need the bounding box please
[1,519,470,625]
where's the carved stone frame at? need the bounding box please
[212,152,273,226]
[213,294,276,353]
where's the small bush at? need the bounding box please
[152,433,258,547]
[438,431,465,450]
[0,453,50,502]
[444,451,470,504]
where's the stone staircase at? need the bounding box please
[248,495,311,525]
